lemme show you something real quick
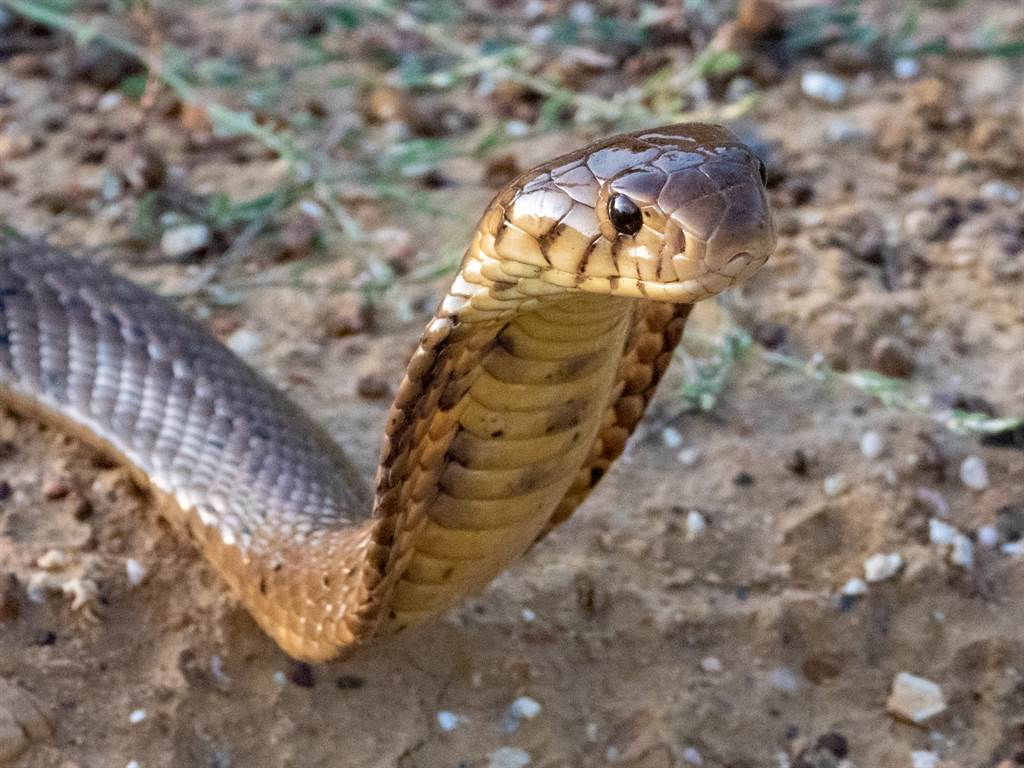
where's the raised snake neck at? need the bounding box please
[0,123,775,661]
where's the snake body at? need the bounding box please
[0,124,774,661]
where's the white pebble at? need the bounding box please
[125,558,146,587]
[826,119,867,143]
[911,751,939,768]
[767,666,799,693]
[980,180,1022,205]
[510,696,541,720]
[98,91,124,111]
[160,223,210,258]
[685,511,707,541]
[1002,541,1024,557]
[928,518,957,546]
[893,57,920,79]
[677,447,701,466]
[661,427,683,449]
[683,746,705,765]
[841,577,869,596]
[520,608,536,623]
[129,709,146,724]
[887,672,946,724]
[950,534,974,569]
[488,746,531,768]
[960,456,989,490]
[801,70,847,104]
[823,473,849,497]
[226,328,262,358]
[864,552,903,582]
[859,431,884,458]
[436,711,462,732]
[272,671,287,686]
[977,525,999,548]
[127,762,141,768]
[700,656,723,673]
[915,487,949,518]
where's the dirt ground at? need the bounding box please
[1,2,1023,767]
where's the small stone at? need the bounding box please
[286,661,315,688]
[959,456,989,490]
[928,518,957,546]
[911,751,939,768]
[677,447,701,466]
[822,474,849,497]
[661,427,683,449]
[893,57,920,79]
[128,709,146,724]
[767,667,800,693]
[887,673,946,724]
[42,477,72,500]
[979,180,1021,205]
[226,329,261,358]
[436,710,462,732]
[801,70,847,104]
[826,119,867,143]
[841,577,868,596]
[977,525,999,548]
[36,550,68,571]
[682,746,705,765]
[488,746,531,768]
[700,656,723,673]
[864,552,903,582]
[815,732,849,758]
[0,131,39,161]
[356,373,391,400]
[870,336,915,378]
[125,559,146,587]
[860,431,884,458]
[520,608,536,623]
[950,534,973,569]
[685,511,707,541]
[510,696,541,721]
[160,223,210,258]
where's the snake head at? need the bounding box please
[472,122,775,308]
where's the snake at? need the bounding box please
[0,123,775,661]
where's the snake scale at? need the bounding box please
[0,123,775,661]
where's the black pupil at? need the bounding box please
[608,195,642,236]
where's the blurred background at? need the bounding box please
[1,1,1023,767]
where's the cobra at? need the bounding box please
[0,123,775,661]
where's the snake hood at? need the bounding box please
[453,123,775,318]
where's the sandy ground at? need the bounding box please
[1,2,1023,767]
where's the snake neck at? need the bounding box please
[363,292,638,633]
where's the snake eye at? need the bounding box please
[608,194,643,236]
[757,158,768,186]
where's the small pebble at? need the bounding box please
[677,447,701,466]
[911,751,939,768]
[125,559,146,587]
[685,511,708,541]
[436,710,462,732]
[864,552,903,582]
[356,373,391,400]
[128,709,146,724]
[700,656,723,673]
[488,746,531,768]
[960,456,989,490]
[661,427,683,449]
[979,180,1021,205]
[1002,541,1024,557]
[826,119,867,143]
[272,671,287,686]
[860,431,884,458]
[127,762,140,768]
[950,534,973,569]
[928,518,957,546]
[226,329,261,357]
[682,746,704,765]
[767,666,800,693]
[160,223,210,258]
[841,577,869,596]
[870,336,915,378]
[893,57,920,79]
[822,473,849,497]
[801,70,847,104]
[887,672,946,724]
[815,732,849,758]
[977,525,999,548]
[509,696,541,721]
[520,608,536,623]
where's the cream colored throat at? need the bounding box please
[386,294,635,624]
